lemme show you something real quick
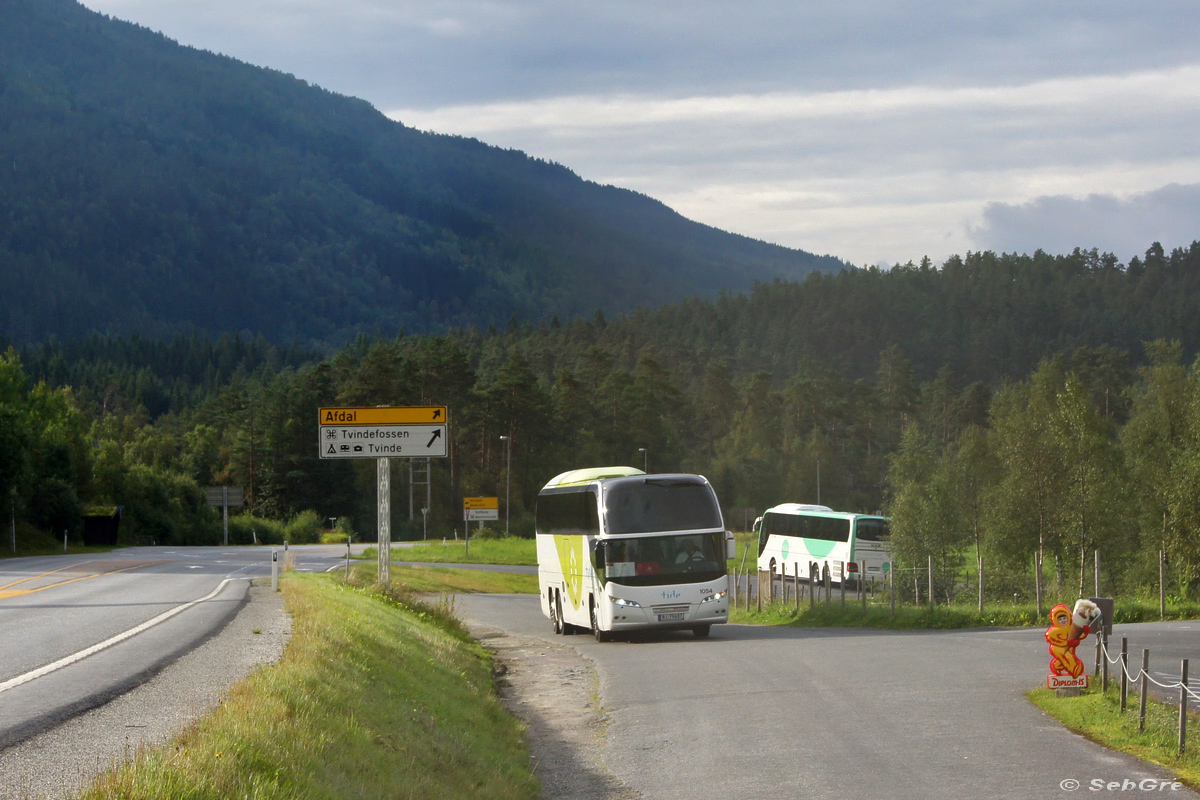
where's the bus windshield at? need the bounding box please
[604,479,722,534]
[855,518,890,541]
[600,532,725,586]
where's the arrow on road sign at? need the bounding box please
[426,429,442,448]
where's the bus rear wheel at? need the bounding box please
[693,624,711,638]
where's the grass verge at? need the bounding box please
[363,537,537,566]
[77,573,539,800]
[347,561,538,594]
[1029,686,1200,789]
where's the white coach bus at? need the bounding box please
[537,467,735,641]
[754,503,891,585]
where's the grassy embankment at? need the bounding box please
[77,572,539,800]
[1030,686,1200,789]
[366,537,538,565]
[357,538,539,594]
[0,522,120,558]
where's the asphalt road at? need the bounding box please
[0,544,358,749]
[1103,620,1200,702]
[457,593,1200,800]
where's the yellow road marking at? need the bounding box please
[0,560,166,601]
[0,561,97,592]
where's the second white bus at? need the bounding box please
[754,503,891,585]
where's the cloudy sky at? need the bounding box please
[81,0,1200,267]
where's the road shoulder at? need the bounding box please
[466,622,641,800]
[0,581,291,800]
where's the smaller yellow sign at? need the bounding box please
[319,406,447,425]
[463,496,499,509]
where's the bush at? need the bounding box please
[116,465,218,546]
[471,526,504,540]
[284,509,325,544]
[226,515,286,545]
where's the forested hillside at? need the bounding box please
[0,0,839,346]
[7,242,1200,599]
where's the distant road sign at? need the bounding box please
[205,486,244,507]
[463,497,499,509]
[463,496,499,521]
[319,406,446,425]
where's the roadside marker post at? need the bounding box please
[1180,659,1189,755]
[271,549,278,592]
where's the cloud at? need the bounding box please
[391,66,1200,265]
[970,184,1200,261]
[82,1,1200,107]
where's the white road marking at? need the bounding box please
[0,578,239,695]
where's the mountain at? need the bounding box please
[0,0,843,347]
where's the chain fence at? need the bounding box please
[1094,633,1197,753]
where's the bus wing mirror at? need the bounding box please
[593,542,605,570]
[725,531,736,560]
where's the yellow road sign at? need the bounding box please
[463,496,499,509]
[319,406,447,425]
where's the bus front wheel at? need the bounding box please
[693,624,711,638]
[591,603,611,643]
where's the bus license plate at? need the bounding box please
[658,613,685,621]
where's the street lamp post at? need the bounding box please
[499,435,511,537]
[816,457,821,505]
[638,447,648,473]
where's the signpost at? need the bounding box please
[318,407,449,585]
[461,497,498,557]
[205,486,244,546]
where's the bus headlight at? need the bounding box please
[611,596,642,608]
[699,590,727,604]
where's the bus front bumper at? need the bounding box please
[607,598,728,631]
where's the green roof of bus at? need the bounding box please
[542,466,645,488]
